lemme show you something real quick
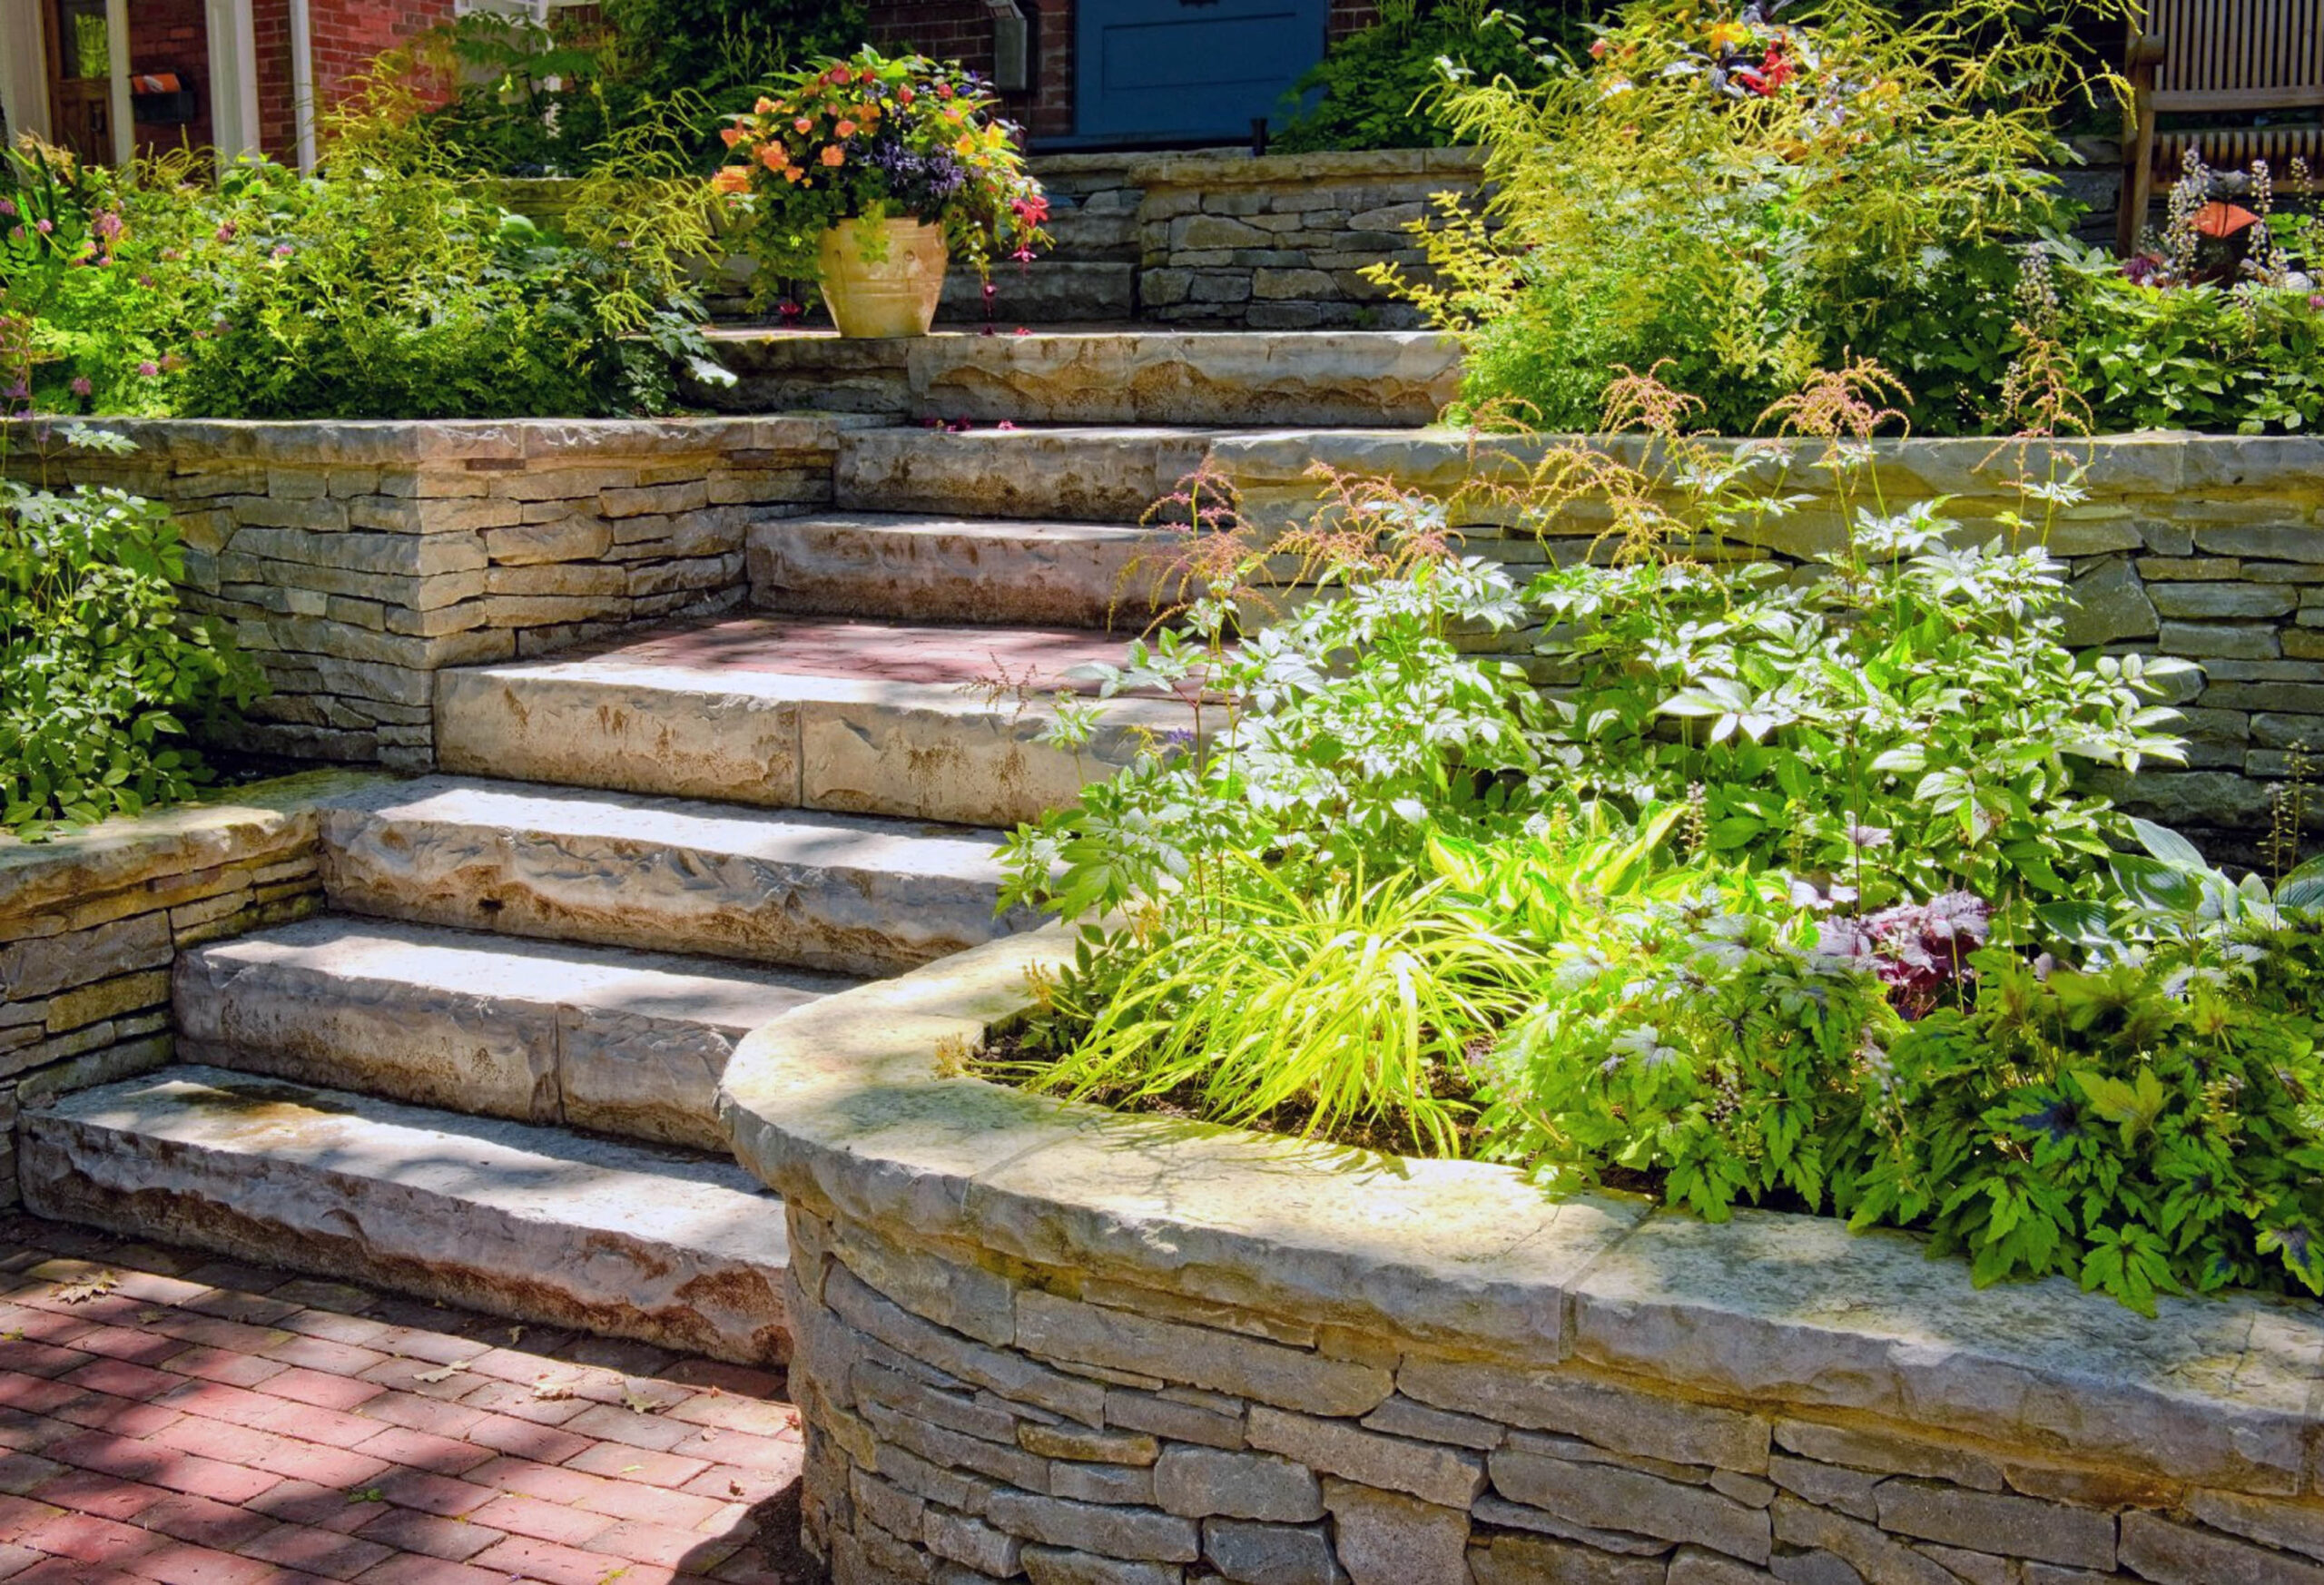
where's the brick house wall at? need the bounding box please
[128,0,216,155]
[867,0,1382,144]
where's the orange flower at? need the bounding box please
[827,65,852,85]
[821,144,846,167]
[794,116,813,133]
[898,85,915,103]
[720,124,744,148]
[711,166,750,194]
[753,96,774,113]
[835,119,857,137]
[759,144,790,172]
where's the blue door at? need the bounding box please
[1074,0,1330,144]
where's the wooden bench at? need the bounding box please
[2119,0,2324,253]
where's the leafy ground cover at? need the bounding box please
[993,367,2324,1314]
[1382,0,2323,437]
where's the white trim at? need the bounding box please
[0,0,52,144]
[202,0,260,161]
[103,0,129,162]
[287,0,314,172]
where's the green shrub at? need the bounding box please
[1378,0,2128,433]
[419,0,868,176]
[1272,1,1563,153]
[0,463,263,836]
[1,79,728,421]
[995,367,2324,1311]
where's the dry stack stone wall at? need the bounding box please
[1130,149,1483,330]
[722,940,2324,1585]
[0,774,357,1206]
[788,1203,2324,1585]
[2,418,845,770]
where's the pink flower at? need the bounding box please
[34,218,52,234]
[69,377,92,397]
[272,243,292,259]
[996,421,1017,430]
[136,360,159,377]
[0,198,14,217]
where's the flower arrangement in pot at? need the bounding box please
[715,48,1050,338]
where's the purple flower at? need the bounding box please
[0,198,14,217]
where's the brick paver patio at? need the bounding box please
[0,1216,812,1584]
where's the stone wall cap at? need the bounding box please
[719,930,2324,1498]
[0,414,857,468]
[0,768,386,920]
[1126,147,1487,188]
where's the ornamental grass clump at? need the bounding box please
[995,360,2324,1312]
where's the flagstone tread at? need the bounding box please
[316,775,1036,978]
[175,915,853,1150]
[746,511,1185,627]
[18,1066,791,1364]
[434,615,1194,826]
[702,327,1460,426]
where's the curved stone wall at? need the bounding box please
[720,930,2324,1585]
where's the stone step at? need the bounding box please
[318,775,1038,978]
[17,1065,790,1363]
[174,915,852,1152]
[836,425,1221,522]
[748,511,1181,627]
[434,615,1190,830]
[702,329,1458,426]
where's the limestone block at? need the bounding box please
[1152,1447,1324,1521]
[855,1468,930,1541]
[1021,1425,1160,1466]
[1357,1396,1504,1452]
[1490,1446,1772,1564]
[1768,1553,1860,1585]
[1768,1497,1957,1585]
[2150,582,2299,618]
[1400,1360,1768,1472]
[1321,1480,1467,1585]
[926,1506,1024,1576]
[602,480,711,518]
[484,517,615,566]
[0,913,171,1003]
[1665,1547,1777,1583]
[1770,1425,2003,1492]
[1872,1482,2113,1570]
[866,1400,1050,1492]
[2117,1511,2324,1585]
[1107,1388,1246,1451]
[1052,1463,1157,1505]
[1022,1544,1182,1585]
[1200,1519,1344,1585]
[2195,526,2324,561]
[2157,621,2281,658]
[1767,1456,1878,1521]
[984,1491,1200,1562]
[1246,1407,1483,1509]
[826,1265,1105,1426]
[1016,1291,1393,1419]
[857,1361,1023,1447]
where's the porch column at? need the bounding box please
[203,0,262,161]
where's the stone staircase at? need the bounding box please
[15,327,1458,1370]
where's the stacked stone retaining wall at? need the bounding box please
[0,773,364,1206]
[1,418,846,770]
[721,932,2324,1585]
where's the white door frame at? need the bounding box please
[0,0,55,145]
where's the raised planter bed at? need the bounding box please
[719,928,2324,1585]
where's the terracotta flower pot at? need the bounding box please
[816,217,949,338]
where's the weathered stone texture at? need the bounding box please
[4,417,842,770]
[745,936,2324,1585]
[0,773,357,1204]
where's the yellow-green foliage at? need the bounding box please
[1379,0,2131,430]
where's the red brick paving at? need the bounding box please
[0,1217,812,1584]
